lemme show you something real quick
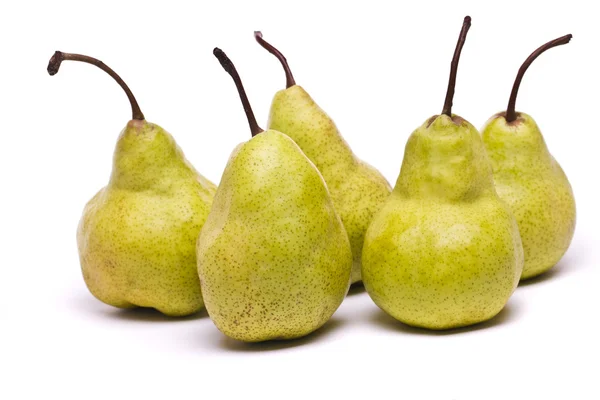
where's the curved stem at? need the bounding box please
[213,48,263,137]
[505,34,572,122]
[47,51,144,121]
[442,16,472,117]
[254,31,296,88]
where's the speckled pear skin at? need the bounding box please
[77,120,217,317]
[197,130,352,342]
[267,85,391,284]
[362,115,524,330]
[481,112,576,280]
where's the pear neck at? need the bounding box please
[267,86,357,174]
[397,127,493,201]
[109,125,187,191]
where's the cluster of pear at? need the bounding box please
[48,16,575,342]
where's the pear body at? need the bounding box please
[481,113,576,279]
[197,130,352,342]
[268,85,391,284]
[362,115,523,330]
[77,120,217,316]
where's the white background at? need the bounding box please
[1,1,598,399]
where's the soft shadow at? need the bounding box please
[70,292,208,322]
[347,282,366,296]
[519,241,586,287]
[518,259,569,287]
[104,306,208,323]
[369,301,518,336]
[215,317,346,352]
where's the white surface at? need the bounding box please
[1,1,599,399]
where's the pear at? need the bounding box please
[197,48,352,342]
[48,51,216,316]
[481,35,576,280]
[254,32,391,284]
[362,17,524,330]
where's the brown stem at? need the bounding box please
[47,51,144,121]
[505,34,572,122]
[254,31,296,88]
[213,48,263,137]
[441,16,472,117]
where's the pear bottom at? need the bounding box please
[493,180,576,281]
[210,312,335,343]
[481,112,576,281]
[77,185,208,318]
[521,266,554,281]
[196,130,352,343]
[362,198,523,330]
[86,296,201,318]
[375,298,505,331]
[81,257,204,318]
[518,240,571,282]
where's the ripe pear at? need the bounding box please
[255,32,391,284]
[481,35,576,280]
[48,52,216,316]
[197,49,352,342]
[362,17,524,330]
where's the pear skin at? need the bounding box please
[481,34,576,280]
[48,52,216,316]
[200,48,352,342]
[268,86,391,285]
[78,120,216,316]
[482,113,575,279]
[362,115,523,329]
[256,33,391,284]
[197,130,352,341]
[362,17,523,330]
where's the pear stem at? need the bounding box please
[213,48,263,137]
[254,31,296,88]
[441,16,472,117]
[47,51,145,121]
[505,34,572,123]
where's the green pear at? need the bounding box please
[48,51,216,316]
[197,49,352,342]
[254,32,391,284]
[481,35,576,280]
[362,17,524,330]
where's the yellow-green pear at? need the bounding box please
[48,52,216,316]
[197,49,352,342]
[481,35,576,280]
[255,32,391,284]
[362,17,524,330]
